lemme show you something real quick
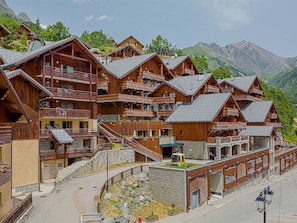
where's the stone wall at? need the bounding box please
[178,140,205,159]
[149,165,186,211]
[55,148,135,186]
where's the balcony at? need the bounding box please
[40,108,91,118]
[270,113,278,120]
[233,94,262,101]
[123,109,155,117]
[207,135,249,144]
[221,86,234,93]
[152,96,175,104]
[142,71,165,82]
[223,107,239,117]
[121,81,154,92]
[98,81,109,91]
[204,85,220,94]
[39,67,97,84]
[209,122,246,130]
[184,68,195,75]
[0,164,11,186]
[40,148,95,161]
[0,126,11,144]
[40,128,97,138]
[157,110,173,116]
[249,87,264,96]
[47,87,97,102]
[97,94,153,104]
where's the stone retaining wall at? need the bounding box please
[55,148,135,186]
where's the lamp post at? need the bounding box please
[106,144,109,192]
[255,186,274,223]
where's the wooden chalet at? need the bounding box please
[165,93,248,160]
[0,23,11,47]
[115,35,144,51]
[1,36,104,180]
[163,55,199,77]
[108,43,143,60]
[218,75,264,108]
[17,23,36,41]
[0,68,32,220]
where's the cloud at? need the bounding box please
[85,14,94,21]
[72,0,90,3]
[97,15,111,21]
[198,0,261,31]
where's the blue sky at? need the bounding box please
[7,0,297,57]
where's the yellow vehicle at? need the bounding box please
[171,153,185,166]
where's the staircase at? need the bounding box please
[98,121,162,162]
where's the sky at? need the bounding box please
[7,0,297,57]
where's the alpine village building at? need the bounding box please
[0,25,297,220]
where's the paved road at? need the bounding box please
[27,165,140,223]
[157,167,297,223]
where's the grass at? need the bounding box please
[165,162,198,169]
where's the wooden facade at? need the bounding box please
[116,35,144,51]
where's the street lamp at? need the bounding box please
[255,186,274,223]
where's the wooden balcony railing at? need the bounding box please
[0,126,11,144]
[184,68,195,75]
[207,135,249,143]
[46,87,97,102]
[122,81,154,92]
[0,164,11,186]
[41,67,97,83]
[98,81,109,91]
[221,86,234,93]
[209,122,246,130]
[270,113,278,120]
[157,110,173,116]
[123,109,155,117]
[40,148,95,161]
[233,95,262,101]
[97,94,153,104]
[223,107,239,117]
[249,87,264,96]
[152,96,175,104]
[40,108,91,118]
[142,71,165,81]
[162,123,173,129]
[39,128,97,138]
[204,85,220,94]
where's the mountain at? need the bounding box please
[183,41,291,76]
[0,0,31,22]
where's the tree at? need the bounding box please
[146,35,181,56]
[80,30,114,49]
[42,21,71,42]
[212,67,232,79]
[30,19,44,41]
[191,55,209,73]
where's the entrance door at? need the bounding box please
[192,190,198,209]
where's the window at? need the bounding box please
[50,141,54,150]
[180,130,184,136]
[67,66,74,73]
[62,121,72,129]
[50,121,55,128]
[83,139,91,148]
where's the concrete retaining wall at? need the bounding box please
[55,148,135,186]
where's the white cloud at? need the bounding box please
[198,0,262,31]
[73,0,90,4]
[97,15,111,21]
[85,14,94,21]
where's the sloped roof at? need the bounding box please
[241,101,273,123]
[0,23,10,37]
[166,74,212,96]
[218,75,257,93]
[0,48,25,64]
[108,43,143,56]
[103,53,159,78]
[165,93,231,123]
[5,69,52,98]
[116,35,144,48]
[239,125,274,137]
[50,129,73,144]
[163,56,189,70]
[1,36,99,69]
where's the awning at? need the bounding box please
[160,143,183,148]
[50,129,74,144]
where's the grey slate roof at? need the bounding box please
[166,74,212,96]
[239,125,274,137]
[0,48,25,64]
[218,75,257,93]
[50,129,74,144]
[163,56,189,70]
[165,93,231,123]
[241,101,273,123]
[103,53,157,78]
